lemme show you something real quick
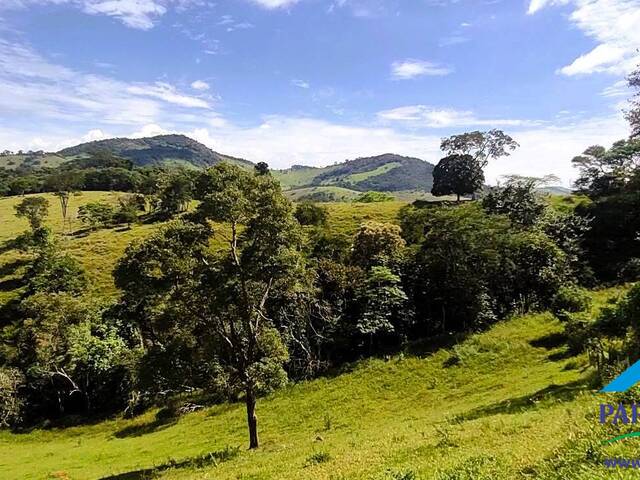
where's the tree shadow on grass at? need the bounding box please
[529,331,577,361]
[0,277,25,292]
[0,258,29,277]
[98,446,240,480]
[529,332,567,350]
[457,377,592,423]
[113,417,178,439]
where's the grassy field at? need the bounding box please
[0,154,68,170]
[0,193,406,304]
[0,285,633,479]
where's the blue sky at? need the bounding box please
[0,0,638,183]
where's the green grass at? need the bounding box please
[284,186,363,202]
[0,154,68,170]
[0,286,632,479]
[273,166,328,189]
[333,162,401,185]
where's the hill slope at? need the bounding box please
[58,134,252,169]
[0,297,625,480]
[274,154,435,199]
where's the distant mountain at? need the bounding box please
[273,154,435,199]
[58,134,252,169]
[538,186,573,196]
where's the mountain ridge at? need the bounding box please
[57,134,253,168]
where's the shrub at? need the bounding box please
[564,313,591,354]
[77,201,115,230]
[354,191,395,203]
[551,285,591,317]
[295,202,328,226]
[305,451,332,466]
[0,368,24,428]
[619,258,640,281]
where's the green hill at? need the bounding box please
[274,154,435,199]
[0,286,629,480]
[0,153,68,170]
[57,134,253,169]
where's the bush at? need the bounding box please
[551,285,591,317]
[354,191,395,203]
[294,202,328,226]
[619,258,640,281]
[564,313,591,354]
[0,368,24,428]
[304,451,332,466]
[77,201,115,230]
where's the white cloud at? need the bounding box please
[0,39,211,126]
[528,0,640,76]
[391,59,452,79]
[191,80,210,91]
[486,113,628,186]
[377,105,533,128]
[248,0,300,9]
[601,79,629,98]
[291,79,310,89]
[0,0,205,30]
[527,0,569,15]
[81,0,167,30]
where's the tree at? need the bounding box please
[194,163,303,449]
[294,202,328,226]
[627,64,640,138]
[157,170,194,216]
[45,171,81,228]
[27,238,87,296]
[572,140,640,197]
[0,368,24,428]
[254,162,270,176]
[431,154,484,201]
[357,266,408,342]
[78,202,115,230]
[18,292,126,414]
[441,129,519,168]
[351,221,405,271]
[14,196,49,231]
[482,175,555,227]
[116,163,305,449]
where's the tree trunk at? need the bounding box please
[456,193,461,203]
[246,390,259,449]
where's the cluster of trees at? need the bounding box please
[0,151,197,206]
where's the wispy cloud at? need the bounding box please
[248,0,300,9]
[377,105,532,128]
[191,80,210,91]
[0,0,207,30]
[0,39,211,125]
[291,79,310,89]
[528,0,640,76]
[391,59,452,79]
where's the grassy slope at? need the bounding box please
[0,194,406,304]
[0,154,68,170]
[0,287,631,480]
[273,167,327,189]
